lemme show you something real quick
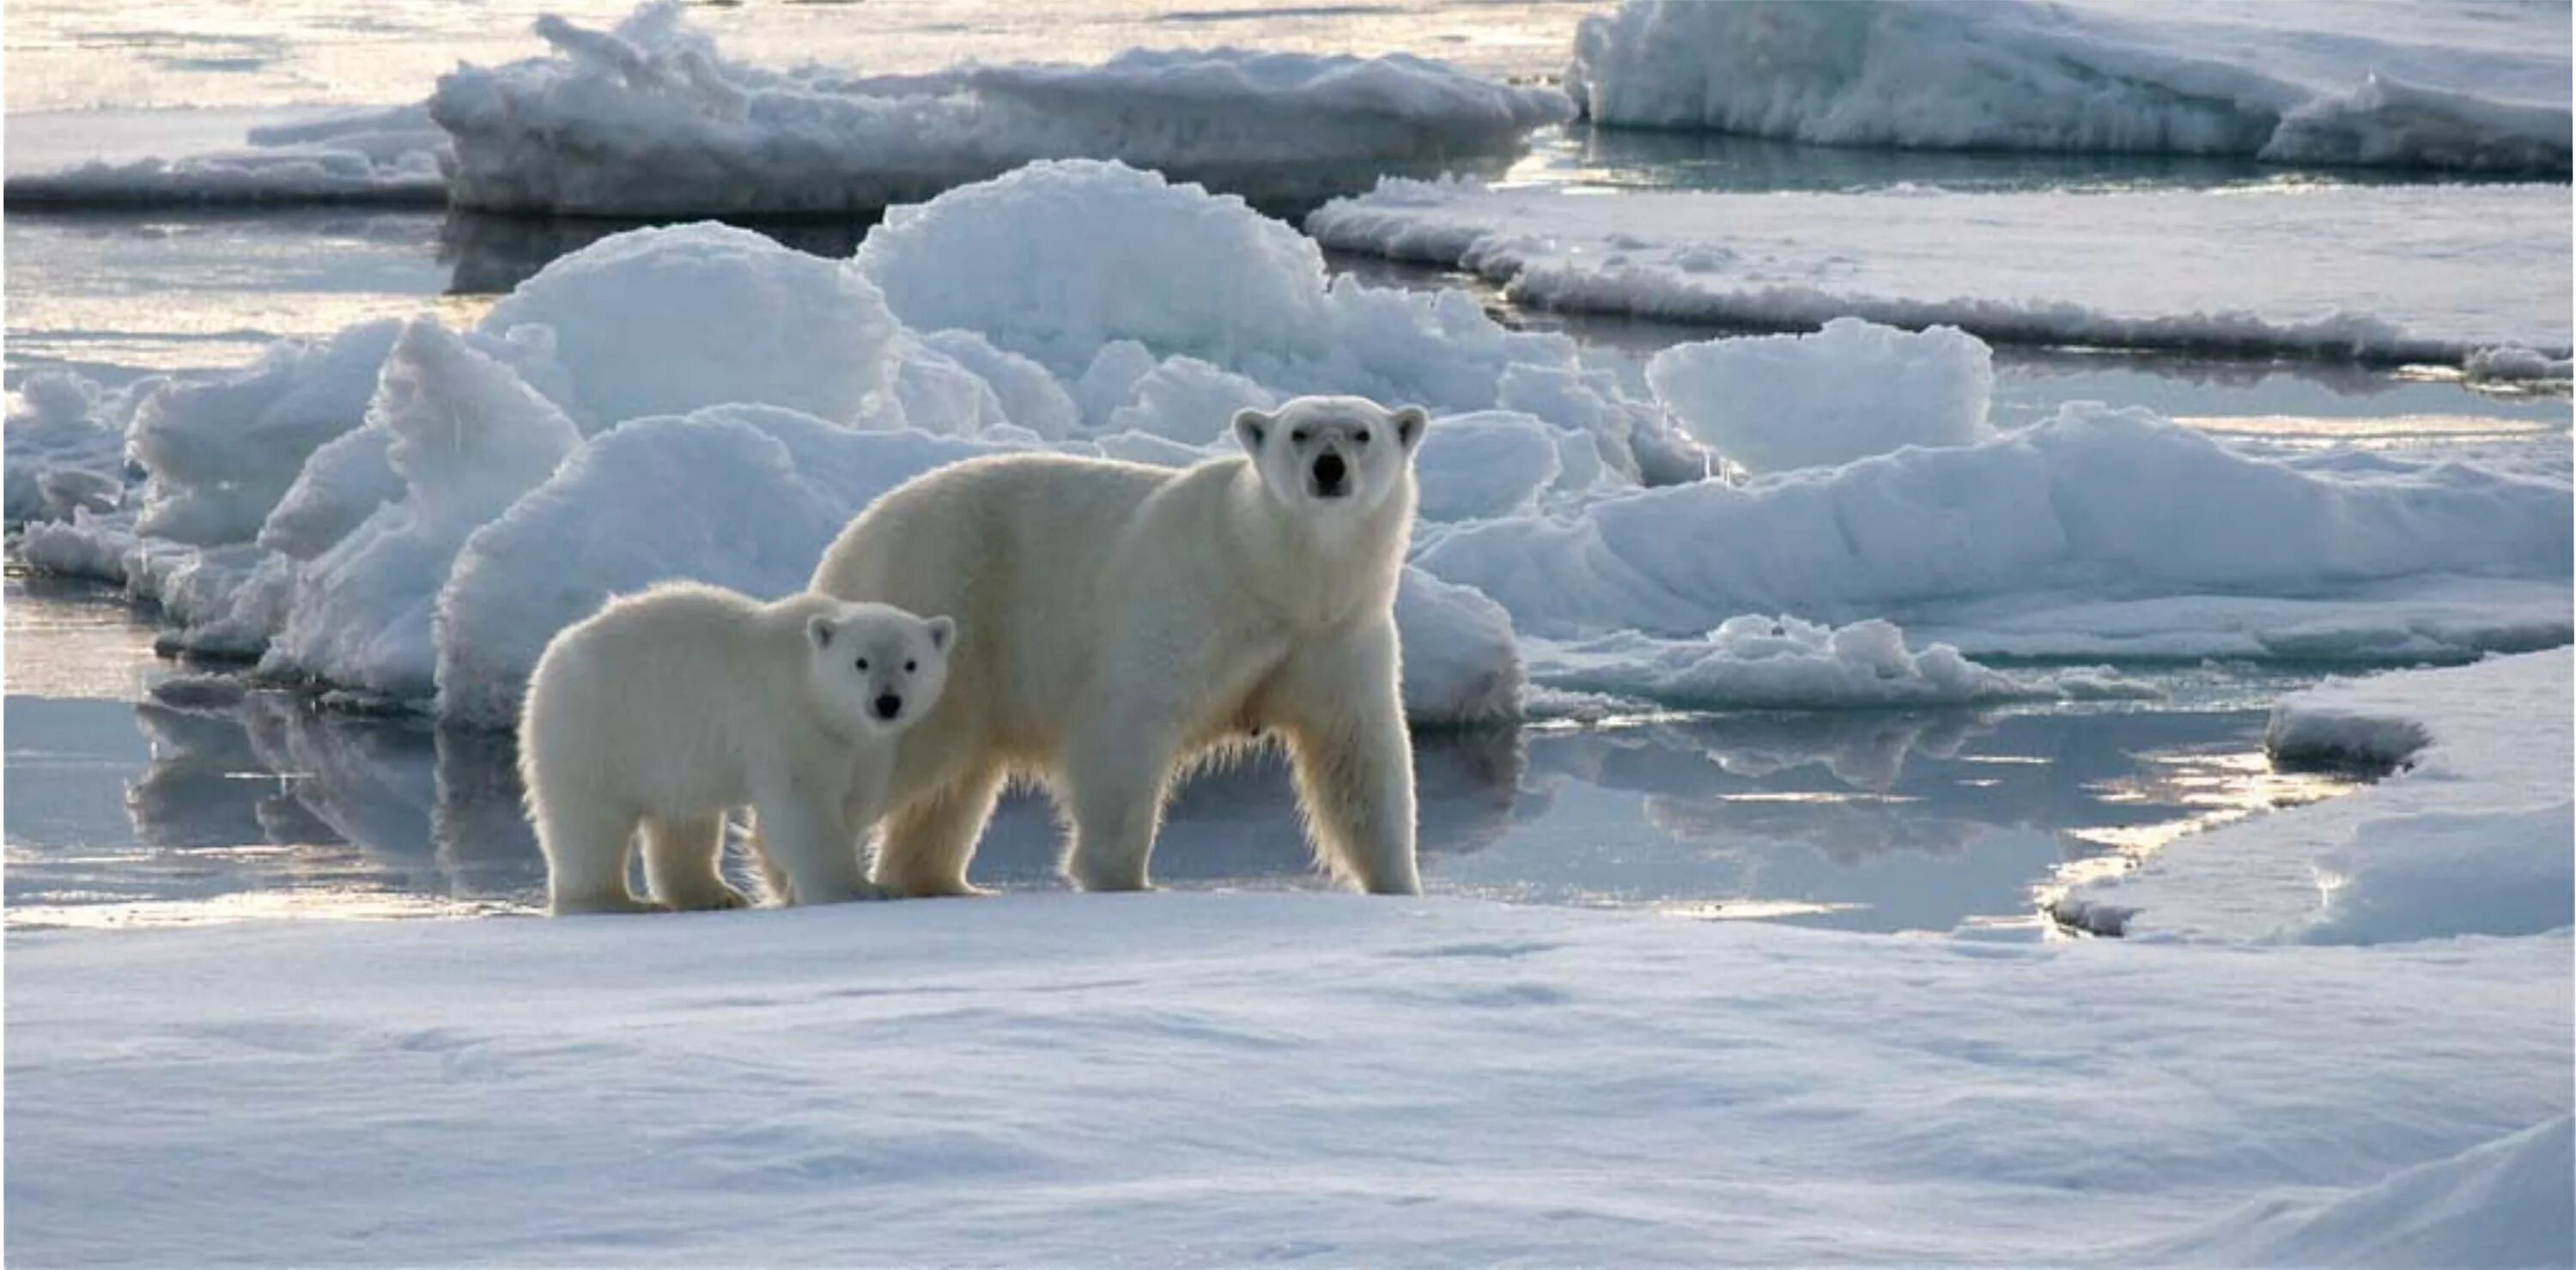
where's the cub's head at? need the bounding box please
[804,601,955,738]
[1234,396,1425,520]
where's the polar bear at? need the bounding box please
[811,394,1425,896]
[519,582,953,914]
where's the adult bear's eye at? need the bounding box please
[1354,429,1371,445]
[855,658,870,671]
[1291,429,1309,444]
[904,659,917,672]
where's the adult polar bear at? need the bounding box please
[811,395,1427,896]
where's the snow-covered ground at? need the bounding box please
[10,834,2568,1263]
[2060,647,2575,946]
[1307,179,2574,368]
[11,160,2567,728]
[1568,0,2571,175]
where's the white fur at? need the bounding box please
[520,581,953,914]
[811,394,1427,896]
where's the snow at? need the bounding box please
[2152,1116,2575,1269]
[2059,648,2575,946]
[2,104,448,207]
[1419,403,2572,661]
[1645,318,1995,474]
[1565,0,2571,175]
[1308,179,2574,366]
[430,3,1569,216]
[476,220,903,430]
[9,888,2567,1264]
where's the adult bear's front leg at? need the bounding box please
[1275,621,1421,895]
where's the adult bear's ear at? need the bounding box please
[924,615,956,652]
[1393,404,1428,452]
[1232,407,1272,454]
[807,614,835,648]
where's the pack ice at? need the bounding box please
[9,159,2570,727]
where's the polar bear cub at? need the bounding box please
[520,582,953,914]
[812,394,1426,898]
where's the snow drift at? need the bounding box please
[431,2,1571,215]
[1567,0,2571,175]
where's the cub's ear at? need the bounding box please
[806,614,835,649]
[1393,404,1428,451]
[924,615,956,652]
[1232,407,1272,454]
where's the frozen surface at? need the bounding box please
[3,105,449,207]
[1309,179,2575,365]
[1646,318,1995,474]
[1567,0,2571,174]
[2061,648,2575,945]
[9,886,2568,1265]
[430,3,1569,215]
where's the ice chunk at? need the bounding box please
[1309,179,2573,366]
[1394,571,1524,726]
[258,319,583,699]
[1107,358,1276,446]
[477,221,901,428]
[5,373,132,526]
[1528,616,2152,712]
[1645,319,1994,473]
[858,159,1700,480]
[431,3,1568,216]
[1418,404,2573,658]
[1413,410,1562,522]
[1566,0,2569,174]
[129,319,404,547]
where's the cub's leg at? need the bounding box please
[539,801,666,915]
[869,761,1005,898]
[641,811,750,911]
[1272,623,1422,896]
[753,764,872,906]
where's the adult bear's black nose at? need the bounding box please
[874,694,902,720]
[1313,453,1347,495]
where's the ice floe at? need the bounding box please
[1307,179,2574,366]
[1567,0,2571,175]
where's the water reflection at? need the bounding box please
[4,681,2344,933]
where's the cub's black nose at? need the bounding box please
[874,694,902,720]
[1313,453,1347,495]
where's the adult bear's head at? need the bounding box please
[1233,396,1426,520]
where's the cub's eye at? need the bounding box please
[903,659,917,672]
[855,659,870,671]
[1291,428,1309,444]
[1354,429,1371,445]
